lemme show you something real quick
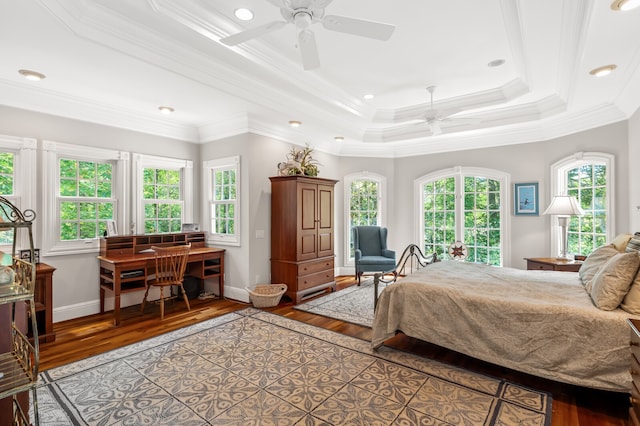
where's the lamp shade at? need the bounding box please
[542,195,585,216]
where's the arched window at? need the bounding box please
[549,152,614,257]
[414,167,510,265]
[344,172,386,265]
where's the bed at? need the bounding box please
[371,239,640,393]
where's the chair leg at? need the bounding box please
[357,272,362,286]
[180,284,191,311]
[159,287,165,320]
[141,285,150,313]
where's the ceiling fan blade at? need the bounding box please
[220,21,286,46]
[322,15,395,41]
[440,117,482,126]
[298,29,320,70]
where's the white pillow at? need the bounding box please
[579,244,619,289]
[588,251,640,310]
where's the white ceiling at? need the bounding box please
[2,0,640,157]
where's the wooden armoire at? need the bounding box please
[270,175,338,304]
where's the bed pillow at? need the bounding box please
[579,244,619,287]
[612,233,633,252]
[621,260,640,314]
[626,232,640,253]
[588,251,640,310]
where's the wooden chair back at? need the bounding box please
[151,243,191,286]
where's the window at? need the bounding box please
[58,159,114,240]
[132,154,193,235]
[0,135,37,248]
[415,167,509,265]
[203,156,239,246]
[344,172,386,264]
[43,141,128,255]
[549,152,614,257]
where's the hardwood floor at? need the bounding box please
[39,276,630,425]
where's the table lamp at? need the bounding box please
[543,195,584,259]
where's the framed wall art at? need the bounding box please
[106,220,118,236]
[514,182,539,216]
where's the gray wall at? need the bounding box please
[0,104,635,321]
[390,121,630,269]
[0,106,199,320]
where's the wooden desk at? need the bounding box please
[33,262,56,343]
[98,246,225,326]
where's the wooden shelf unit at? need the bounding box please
[100,232,206,257]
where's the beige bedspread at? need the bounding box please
[371,261,638,392]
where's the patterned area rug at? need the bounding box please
[295,280,380,327]
[34,308,551,425]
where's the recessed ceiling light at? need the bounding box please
[611,0,640,11]
[589,64,617,77]
[158,106,174,114]
[234,8,254,20]
[18,69,46,81]
[334,136,344,142]
[362,94,374,100]
[288,120,301,127]
[487,59,506,68]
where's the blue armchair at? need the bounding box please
[352,226,396,285]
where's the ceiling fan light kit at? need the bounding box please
[611,0,640,11]
[220,0,395,70]
[589,64,617,77]
[18,69,46,81]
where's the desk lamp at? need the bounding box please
[543,195,584,259]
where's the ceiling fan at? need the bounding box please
[420,86,480,136]
[220,0,395,70]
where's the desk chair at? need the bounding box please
[141,243,191,320]
[352,226,396,285]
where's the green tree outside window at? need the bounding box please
[59,159,114,240]
[143,168,182,234]
[211,169,236,235]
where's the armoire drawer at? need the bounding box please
[297,270,334,290]
[298,258,334,276]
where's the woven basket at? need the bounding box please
[247,284,288,308]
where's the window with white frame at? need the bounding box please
[0,135,37,248]
[549,152,614,257]
[132,154,193,235]
[415,167,509,265]
[344,172,386,264]
[42,141,128,255]
[203,156,239,246]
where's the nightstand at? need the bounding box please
[525,257,582,272]
[628,319,640,425]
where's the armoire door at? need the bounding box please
[317,184,334,258]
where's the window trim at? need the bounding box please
[548,151,614,256]
[132,153,193,235]
[42,141,129,256]
[203,155,240,247]
[0,135,37,251]
[414,166,511,265]
[343,171,387,266]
